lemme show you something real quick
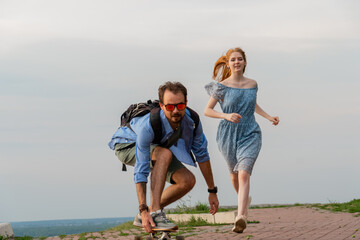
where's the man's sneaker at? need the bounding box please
[133,213,142,227]
[151,210,178,230]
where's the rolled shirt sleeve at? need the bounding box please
[191,120,210,163]
[132,115,154,183]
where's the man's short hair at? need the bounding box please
[158,81,187,103]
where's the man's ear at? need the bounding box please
[159,102,165,111]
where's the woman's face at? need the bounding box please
[228,51,246,73]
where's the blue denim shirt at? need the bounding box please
[108,109,210,183]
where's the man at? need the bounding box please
[108,81,219,232]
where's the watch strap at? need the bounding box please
[208,186,218,194]
[139,204,149,214]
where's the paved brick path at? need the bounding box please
[45,206,360,240]
[183,207,360,240]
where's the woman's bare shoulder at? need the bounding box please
[220,78,231,85]
[245,77,258,87]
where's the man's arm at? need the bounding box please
[133,117,154,183]
[132,115,156,232]
[136,182,147,208]
[136,182,155,232]
[198,161,219,215]
[189,118,219,214]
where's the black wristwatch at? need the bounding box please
[208,186,218,194]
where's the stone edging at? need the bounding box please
[167,210,236,224]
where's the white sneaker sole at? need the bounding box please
[232,217,246,233]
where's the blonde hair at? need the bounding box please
[212,47,247,82]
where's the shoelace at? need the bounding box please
[159,211,171,223]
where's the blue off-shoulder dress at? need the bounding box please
[205,82,262,175]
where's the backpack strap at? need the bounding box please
[186,107,200,136]
[149,107,163,144]
[159,125,182,148]
[186,107,200,164]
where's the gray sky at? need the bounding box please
[1,0,360,222]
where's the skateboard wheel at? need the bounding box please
[176,236,185,240]
[134,236,142,240]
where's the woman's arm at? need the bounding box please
[255,103,279,125]
[204,96,242,123]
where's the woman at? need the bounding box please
[204,47,279,233]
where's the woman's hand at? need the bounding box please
[225,113,242,123]
[269,116,279,125]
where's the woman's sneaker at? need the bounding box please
[151,210,178,230]
[232,215,247,233]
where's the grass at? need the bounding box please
[174,216,230,237]
[247,199,360,216]
[168,197,236,214]
[250,203,305,209]
[248,199,360,217]
[176,216,227,228]
[310,199,360,215]
[106,221,136,236]
[77,232,88,240]
[107,221,138,232]
[0,237,39,240]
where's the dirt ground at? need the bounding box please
[45,206,360,240]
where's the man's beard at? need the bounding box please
[170,113,183,124]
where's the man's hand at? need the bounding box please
[198,161,219,215]
[208,193,219,215]
[141,211,156,233]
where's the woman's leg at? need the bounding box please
[230,170,251,233]
[230,170,250,216]
[237,170,250,216]
[230,172,239,193]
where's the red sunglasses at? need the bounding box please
[162,102,186,111]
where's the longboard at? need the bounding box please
[134,227,184,240]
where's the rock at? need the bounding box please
[0,223,14,238]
